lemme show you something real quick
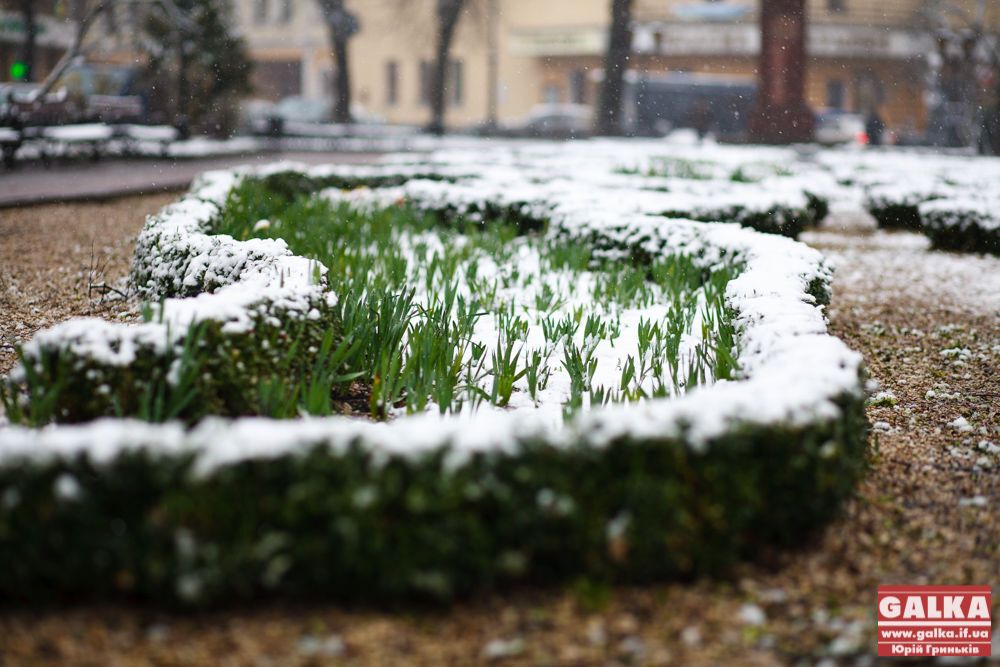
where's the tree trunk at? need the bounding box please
[176,37,191,137]
[485,0,498,128]
[428,0,465,136]
[595,0,633,136]
[318,0,355,124]
[331,31,352,123]
[20,0,37,81]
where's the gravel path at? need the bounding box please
[0,211,997,666]
[0,193,179,376]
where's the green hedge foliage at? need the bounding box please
[0,389,867,606]
[867,202,924,231]
[0,166,868,606]
[2,298,340,426]
[920,206,1000,256]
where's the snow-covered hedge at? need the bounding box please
[9,291,338,423]
[862,181,942,231]
[330,143,828,237]
[919,197,1000,255]
[0,146,867,605]
[833,150,1000,255]
[859,171,999,255]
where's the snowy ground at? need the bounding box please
[802,222,1000,315]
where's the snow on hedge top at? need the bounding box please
[812,147,1000,212]
[133,168,325,299]
[919,196,1000,231]
[1,140,863,468]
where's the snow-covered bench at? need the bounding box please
[40,123,115,162]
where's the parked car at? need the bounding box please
[240,98,278,135]
[274,96,333,124]
[475,104,593,139]
[519,104,592,138]
[58,64,147,123]
[814,110,867,145]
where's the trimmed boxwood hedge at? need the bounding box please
[0,389,866,606]
[804,191,830,226]
[0,158,869,607]
[866,202,924,231]
[261,170,457,198]
[919,202,1000,256]
[659,195,827,238]
[864,185,999,255]
[3,297,339,425]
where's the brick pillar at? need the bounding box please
[749,0,814,143]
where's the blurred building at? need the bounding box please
[0,0,75,82]
[0,0,153,83]
[235,0,998,135]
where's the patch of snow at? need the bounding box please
[738,603,767,626]
[949,417,974,433]
[801,227,1000,314]
[42,123,114,142]
[482,638,525,660]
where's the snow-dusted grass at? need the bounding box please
[3,179,741,426]
[211,179,740,422]
[0,142,868,605]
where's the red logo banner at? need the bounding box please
[877,585,992,658]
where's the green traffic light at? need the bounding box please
[10,61,28,81]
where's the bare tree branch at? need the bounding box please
[34,0,195,100]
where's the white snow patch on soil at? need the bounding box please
[800,225,1000,315]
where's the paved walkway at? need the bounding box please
[0,151,382,207]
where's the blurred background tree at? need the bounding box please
[316,0,359,124]
[595,0,634,136]
[427,0,467,135]
[141,0,251,136]
[15,0,38,81]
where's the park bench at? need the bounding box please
[0,126,20,168]
[113,124,180,157]
[39,123,114,162]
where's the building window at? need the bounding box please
[569,69,587,104]
[450,59,464,106]
[419,61,431,105]
[827,0,846,13]
[418,60,463,106]
[279,0,293,23]
[855,72,884,111]
[254,0,268,24]
[826,80,845,109]
[250,59,303,100]
[386,60,399,106]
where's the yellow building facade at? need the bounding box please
[235,0,999,133]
